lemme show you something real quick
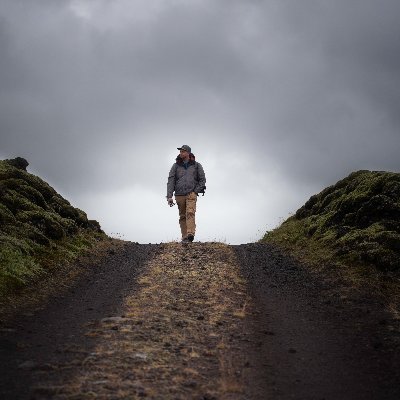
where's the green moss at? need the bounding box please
[262,170,400,272]
[0,234,36,255]
[49,195,88,227]
[2,189,43,214]
[0,158,106,295]
[18,210,69,240]
[0,203,16,225]
[15,180,49,210]
[62,218,79,235]
[74,208,89,227]
[0,246,43,292]
[0,161,56,201]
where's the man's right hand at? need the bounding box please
[167,198,175,207]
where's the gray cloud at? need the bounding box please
[1,0,399,243]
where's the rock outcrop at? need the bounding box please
[263,170,400,271]
[0,157,104,293]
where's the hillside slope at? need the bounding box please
[262,170,400,272]
[0,157,106,295]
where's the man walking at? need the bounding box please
[167,145,206,243]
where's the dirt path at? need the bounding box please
[234,243,400,399]
[1,242,399,399]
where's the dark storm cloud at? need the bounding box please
[0,0,250,191]
[1,0,399,241]
[241,0,400,184]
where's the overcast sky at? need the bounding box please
[1,0,399,244]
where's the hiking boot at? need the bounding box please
[187,234,194,242]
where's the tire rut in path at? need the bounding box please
[26,242,269,399]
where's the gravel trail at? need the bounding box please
[0,241,399,399]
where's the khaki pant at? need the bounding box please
[175,192,197,239]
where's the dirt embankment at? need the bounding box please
[1,242,400,399]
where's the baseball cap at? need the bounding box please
[177,145,191,153]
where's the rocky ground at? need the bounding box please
[1,241,400,399]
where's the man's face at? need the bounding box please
[180,149,189,159]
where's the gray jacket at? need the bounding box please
[167,156,206,198]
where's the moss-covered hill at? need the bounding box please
[262,170,400,272]
[0,157,106,295]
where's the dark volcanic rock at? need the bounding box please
[4,157,29,171]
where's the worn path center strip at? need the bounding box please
[32,243,267,399]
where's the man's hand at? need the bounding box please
[167,198,175,207]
